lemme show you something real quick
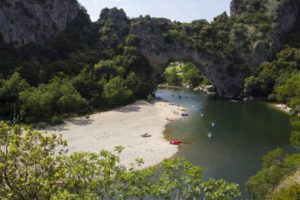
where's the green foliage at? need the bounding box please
[19,77,87,123]
[125,34,141,47]
[94,60,123,81]
[163,62,210,88]
[0,122,68,200]
[267,184,300,200]
[164,68,182,86]
[0,122,241,200]
[290,130,300,149]
[276,73,300,106]
[290,117,300,150]
[72,67,104,105]
[0,72,30,118]
[182,63,208,87]
[243,75,266,97]
[243,45,300,99]
[245,148,300,199]
[102,76,133,107]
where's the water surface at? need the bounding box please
[155,88,297,197]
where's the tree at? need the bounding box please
[243,76,266,97]
[165,68,182,86]
[245,148,300,200]
[19,77,87,123]
[0,122,68,200]
[276,73,300,106]
[102,76,133,106]
[182,63,206,87]
[94,60,122,81]
[0,72,30,118]
[72,67,104,104]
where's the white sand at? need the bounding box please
[43,100,183,168]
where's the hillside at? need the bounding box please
[0,0,298,123]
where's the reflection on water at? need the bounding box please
[156,88,297,198]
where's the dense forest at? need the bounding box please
[0,0,300,199]
[0,8,155,124]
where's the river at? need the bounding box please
[155,87,297,198]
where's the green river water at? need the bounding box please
[155,88,298,198]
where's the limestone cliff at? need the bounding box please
[0,0,80,46]
[230,0,299,68]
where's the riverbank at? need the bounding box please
[42,100,182,168]
[271,103,292,114]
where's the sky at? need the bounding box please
[77,0,232,23]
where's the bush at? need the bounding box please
[102,76,133,106]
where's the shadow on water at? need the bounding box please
[156,88,298,198]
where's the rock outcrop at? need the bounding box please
[0,0,80,47]
[231,0,298,68]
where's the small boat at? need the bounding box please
[166,117,175,122]
[231,99,238,103]
[181,113,189,117]
[171,93,176,96]
[211,122,215,127]
[208,133,212,139]
[170,141,182,145]
[141,133,152,138]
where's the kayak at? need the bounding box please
[141,133,152,138]
[170,141,182,145]
[166,117,175,122]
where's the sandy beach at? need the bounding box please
[272,103,292,113]
[43,100,183,168]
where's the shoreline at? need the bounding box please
[42,100,183,168]
[269,103,292,114]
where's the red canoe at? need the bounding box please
[170,141,182,145]
[166,117,175,122]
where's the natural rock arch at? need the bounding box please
[123,0,298,98]
[136,44,241,98]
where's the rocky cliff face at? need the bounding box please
[231,0,298,69]
[0,0,80,47]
